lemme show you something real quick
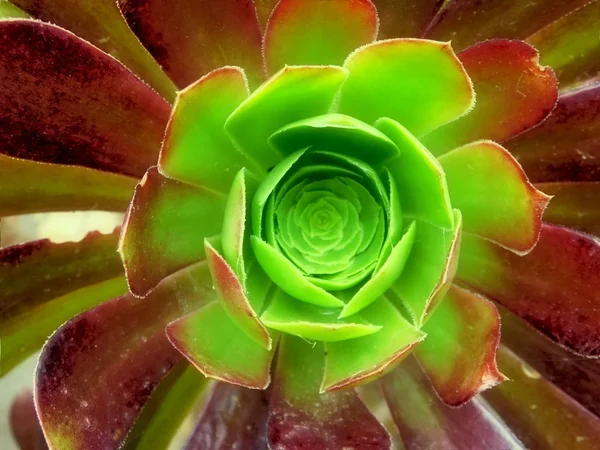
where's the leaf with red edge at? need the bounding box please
[10,391,48,450]
[35,261,215,450]
[11,0,176,99]
[372,0,444,39]
[263,0,378,74]
[117,0,264,88]
[484,347,600,450]
[166,301,275,389]
[1,230,126,375]
[0,154,136,216]
[268,336,391,450]
[438,140,550,253]
[415,285,506,406]
[423,40,558,154]
[424,0,589,51]
[119,167,226,296]
[528,0,600,90]
[507,83,600,183]
[205,241,271,349]
[185,382,270,450]
[536,181,600,237]
[457,224,600,357]
[381,357,523,450]
[0,20,170,178]
[498,304,600,418]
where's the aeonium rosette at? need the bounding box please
[118,38,550,396]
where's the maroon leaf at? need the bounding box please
[35,261,215,450]
[118,0,264,88]
[10,391,48,450]
[10,0,176,99]
[536,181,600,237]
[372,0,444,39]
[507,83,600,183]
[424,0,589,51]
[0,20,170,178]
[499,305,600,418]
[381,357,522,450]
[457,224,600,357]
[268,336,391,450]
[423,40,558,154]
[185,382,270,450]
[484,347,600,450]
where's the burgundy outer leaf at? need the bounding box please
[0,20,170,178]
[0,154,136,215]
[10,391,48,450]
[527,0,600,90]
[456,224,600,357]
[117,0,264,88]
[10,0,176,100]
[119,167,225,296]
[185,383,270,450]
[423,40,558,154]
[484,347,600,450]
[381,357,523,450]
[536,181,600,237]
[268,336,391,450]
[372,0,445,39]
[416,285,505,407]
[35,261,215,450]
[424,0,589,51]
[507,83,600,183]
[499,305,600,418]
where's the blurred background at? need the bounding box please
[1,212,124,450]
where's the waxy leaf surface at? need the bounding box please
[439,140,550,253]
[423,40,558,154]
[264,0,378,74]
[268,336,391,449]
[159,67,264,194]
[0,20,170,178]
[457,225,600,356]
[118,0,264,88]
[226,66,348,170]
[166,301,275,389]
[416,285,505,406]
[185,383,270,449]
[11,0,176,99]
[323,298,425,392]
[119,167,225,296]
[381,357,523,450]
[528,0,600,89]
[339,39,474,137]
[507,79,600,183]
[484,347,600,450]
[36,262,215,450]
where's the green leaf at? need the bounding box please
[222,168,249,281]
[390,210,463,326]
[339,222,416,318]
[338,39,474,136]
[205,241,272,349]
[0,1,29,18]
[225,65,348,170]
[250,236,344,308]
[252,149,306,238]
[269,113,399,164]
[159,67,265,193]
[438,140,550,254]
[166,301,276,389]
[322,298,425,391]
[261,289,381,341]
[376,117,454,229]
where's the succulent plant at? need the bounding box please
[2,0,600,449]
